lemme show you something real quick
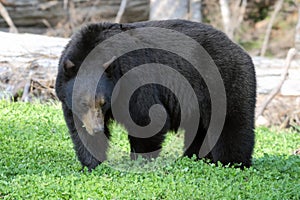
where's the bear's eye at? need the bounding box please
[99,98,106,107]
[81,102,89,108]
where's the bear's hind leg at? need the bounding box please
[183,123,206,159]
[128,131,167,160]
[210,115,255,168]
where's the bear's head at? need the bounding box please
[55,23,124,135]
[60,57,116,136]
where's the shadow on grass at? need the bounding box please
[253,154,300,174]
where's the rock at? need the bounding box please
[256,115,270,127]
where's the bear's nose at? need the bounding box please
[93,126,104,134]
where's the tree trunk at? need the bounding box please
[189,0,202,22]
[260,0,284,56]
[150,0,188,20]
[219,0,232,39]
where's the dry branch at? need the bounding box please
[21,77,32,102]
[115,0,127,23]
[256,48,298,119]
[260,0,284,56]
[0,2,17,33]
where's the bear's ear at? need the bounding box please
[63,59,76,76]
[103,56,117,77]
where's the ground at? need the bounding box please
[0,101,299,199]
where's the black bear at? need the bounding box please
[55,19,256,171]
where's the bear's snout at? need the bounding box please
[93,126,104,134]
[81,108,105,135]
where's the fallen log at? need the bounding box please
[0,31,68,101]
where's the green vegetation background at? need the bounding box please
[0,101,299,199]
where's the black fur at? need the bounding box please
[55,19,256,171]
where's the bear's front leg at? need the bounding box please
[62,104,109,171]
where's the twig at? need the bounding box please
[260,0,284,56]
[279,115,290,129]
[115,0,127,23]
[21,79,31,102]
[32,80,58,100]
[256,48,298,119]
[21,71,33,102]
[0,2,18,33]
[42,19,54,32]
[31,78,53,90]
[38,1,58,11]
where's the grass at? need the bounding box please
[0,101,299,199]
